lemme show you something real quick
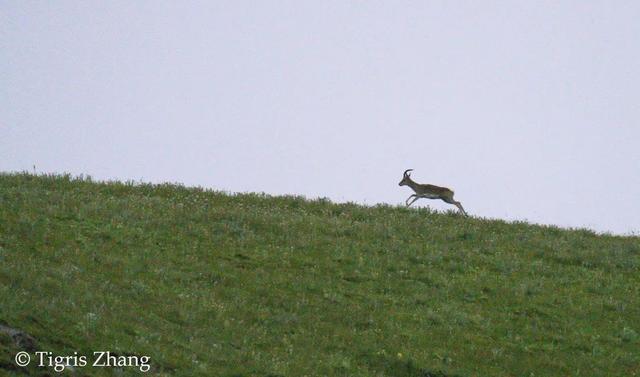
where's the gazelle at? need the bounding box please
[399,169,468,216]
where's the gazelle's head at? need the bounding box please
[399,169,413,186]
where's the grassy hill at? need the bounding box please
[1,173,638,376]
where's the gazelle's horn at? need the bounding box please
[403,169,413,177]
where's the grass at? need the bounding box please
[0,172,638,376]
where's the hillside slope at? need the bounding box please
[1,173,638,376]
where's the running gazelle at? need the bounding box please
[398,169,468,216]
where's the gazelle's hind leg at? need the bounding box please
[454,201,468,217]
[442,196,468,217]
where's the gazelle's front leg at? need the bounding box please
[406,194,419,207]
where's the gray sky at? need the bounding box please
[2,2,639,235]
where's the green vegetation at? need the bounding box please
[1,172,638,376]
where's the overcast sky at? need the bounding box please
[2,2,639,235]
